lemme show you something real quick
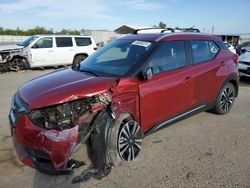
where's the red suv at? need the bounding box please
[9,28,239,182]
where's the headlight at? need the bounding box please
[28,93,112,130]
[28,98,92,130]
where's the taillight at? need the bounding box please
[233,54,238,64]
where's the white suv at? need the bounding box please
[0,35,97,70]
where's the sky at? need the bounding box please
[0,0,249,34]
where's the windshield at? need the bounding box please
[19,36,38,47]
[79,39,153,77]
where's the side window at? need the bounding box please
[217,41,229,49]
[33,37,52,48]
[56,37,73,47]
[191,40,211,64]
[148,41,187,74]
[75,37,92,46]
[209,41,219,58]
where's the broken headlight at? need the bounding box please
[28,99,93,130]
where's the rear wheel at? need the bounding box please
[213,82,236,114]
[106,114,144,166]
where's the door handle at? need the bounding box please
[221,61,226,66]
[184,76,193,82]
[69,49,74,51]
[48,50,54,52]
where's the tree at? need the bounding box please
[56,29,80,35]
[158,22,166,28]
[0,26,80,35]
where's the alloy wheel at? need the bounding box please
[118,120,143,161]
[220,85,235,112]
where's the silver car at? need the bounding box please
[239,47,250,77]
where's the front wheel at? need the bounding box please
[106,114,144,166]
[12,58,30,71]
[213,82,236,115]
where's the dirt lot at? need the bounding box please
[0,69,250,188]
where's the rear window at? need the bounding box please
[191,40,219,64]
[209,41,220,58]
[217,41,229,49]
[75,37,92,46]
[55,37,73,47]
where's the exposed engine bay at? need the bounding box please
[0,45,30,73]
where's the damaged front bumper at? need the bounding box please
[9,91,112,175]
[10,114,79,175]
[0,47,30,72]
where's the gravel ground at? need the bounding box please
[0,69,250,188]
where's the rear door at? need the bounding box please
[139,41,195,131]
[189,40,220,105]
[54,37,75,65]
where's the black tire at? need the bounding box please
[19,58,30,70]
[106,114,143,166]
[12,58,30,70]
[213,82,236,115]
[73,55,87,68]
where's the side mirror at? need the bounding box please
[142,67,153,80]
[121,47,127,52]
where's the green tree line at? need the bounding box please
[0,26,81,35]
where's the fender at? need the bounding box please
[219,73,239,97]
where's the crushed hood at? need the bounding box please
[0,44,23,51]
[19,68,117,109]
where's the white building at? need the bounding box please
[240,34,250,44]
[82,30,123,47]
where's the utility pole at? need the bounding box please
[211,25,214,34]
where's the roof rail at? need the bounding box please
[133,27,175,34]
[176,27,200,33]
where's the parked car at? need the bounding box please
[0,35,97,71]
[9,28,239,182]
[238,47,250,77]
[236,41,250,55]
[223,41,236,54]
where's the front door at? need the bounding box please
[30,37,56,67]
[139,41,194,131]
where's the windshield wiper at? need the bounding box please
[80,69,100,77]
